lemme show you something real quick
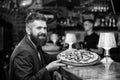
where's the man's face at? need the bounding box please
[28,20,47,46]
[83,21,93,31]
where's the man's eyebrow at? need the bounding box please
[37,26,47,28]
[37,26,42,27]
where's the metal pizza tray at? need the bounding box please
[57,49,101,67]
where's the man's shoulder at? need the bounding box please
[11,37,35,59]
[91,32,99,38]
[85,32,98,38]
[16,38,32,51]
[92,32,98,36]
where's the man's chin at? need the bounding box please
[41,43,46,46]
[38,39,47,46]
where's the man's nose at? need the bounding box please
[41,28,47,34]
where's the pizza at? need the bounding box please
[57,49,100,65]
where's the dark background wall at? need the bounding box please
[112,0,120,13]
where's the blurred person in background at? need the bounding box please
[9,12,65,80]
[48,33,61,46]
[110,32,120,62]
[83,19,104,58]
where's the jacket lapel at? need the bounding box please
[37,46,46,67]
[24,35,43,68]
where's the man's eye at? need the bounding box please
[37,27,42,29]
[44,27,47,30]
[37,27,47,30]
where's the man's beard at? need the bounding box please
[30,33,47,47]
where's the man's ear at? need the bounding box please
[26,26,31,35]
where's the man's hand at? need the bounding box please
[90,48,103,54]
[46,59,66,71]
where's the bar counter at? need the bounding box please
[60,61,120,80]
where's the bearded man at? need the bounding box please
[9,12,65,80]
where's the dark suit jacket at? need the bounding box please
[110,46,120,62]
[9,35,56,80]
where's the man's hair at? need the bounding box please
[83,19,94,24]
[25,12,47,24]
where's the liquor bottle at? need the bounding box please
[112,18,116,27]
[105,20,108,27]
[109,18,112,27]
[101,18,105,27]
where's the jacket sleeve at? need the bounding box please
[43,51,57,64]
[13,51,51,80]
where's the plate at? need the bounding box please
[60,57,101,67]
[42,43,60,52]
[57,49,101,67]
